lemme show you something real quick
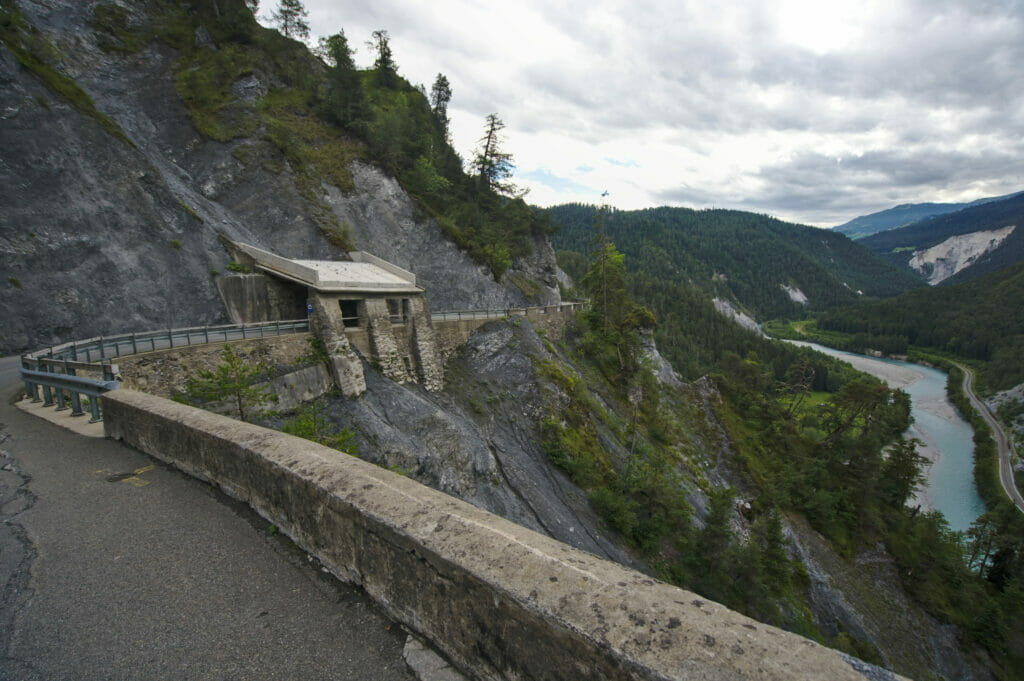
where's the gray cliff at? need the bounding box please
[0,0,559,355]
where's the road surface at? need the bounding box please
[0,356,417,680]
[959,364,1024,514]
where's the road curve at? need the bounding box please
[958,364,1024,514]
[0,356,417,681]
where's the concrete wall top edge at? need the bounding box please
[99,389,904,681]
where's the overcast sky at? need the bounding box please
[275,0,1024,227]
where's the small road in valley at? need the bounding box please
[0,355,418,681]
[958,364,1024,514]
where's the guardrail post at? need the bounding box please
[69,391,85,417]
[23,374,39,402]
[98,336,105,359]
[54,385,68,411]
[131,333,137,355]
[41,383,54,407]
[168,328,174,349]
[204,327,209,344]
[88,396,102,423]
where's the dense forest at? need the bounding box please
[861,192,1024,285]
[549,203,922,321]
[817,258,1024,391]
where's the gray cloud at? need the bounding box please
[299,0,1024,225]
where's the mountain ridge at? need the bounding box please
[549,203,923,322]
[833,191,1022,239]
[859,191,1024,285]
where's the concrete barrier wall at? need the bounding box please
[433,306,578,359]
[101,389,895,681]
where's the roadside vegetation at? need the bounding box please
[180,344,271,420]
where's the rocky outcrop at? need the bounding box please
[0,1,556,355]
[908,225,1016,285]
[324,164,561,312]
[307,319,645,572]
[712,297,765,336]
[787,515,996,681]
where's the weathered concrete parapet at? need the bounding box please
[101,389,903,681]
[309,295,366,397]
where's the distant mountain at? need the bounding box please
[859,192,1024,285]
[549,204,923,321]
[833,191,1022,240]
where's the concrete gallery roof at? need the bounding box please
[235,243,423,294]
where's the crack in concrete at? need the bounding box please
[0,427,41,679]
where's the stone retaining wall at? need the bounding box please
[115,334,318,399]
[101,389,898,681]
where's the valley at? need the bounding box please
[1,1,1023,680]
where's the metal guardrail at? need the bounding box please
[22,319,311,363]
[431,301,585,323]
[19,319,311,422]
[20,368,120,423]
[16,305,582,423]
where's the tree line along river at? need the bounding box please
[789,341,985,532]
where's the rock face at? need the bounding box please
[712,297,765,336]
[315,320,645,572]
[788,516,996,681]
[0,0,558,355]
[908,225,1016,285]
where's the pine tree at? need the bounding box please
[318,30,367,132]
[272,0,309,40]
[471,113,516,195]
[369,30,397,87]
[184,345,271,421]
[429,73,452,137]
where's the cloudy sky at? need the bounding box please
[275,0,1024,227]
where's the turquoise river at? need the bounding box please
[790,341,986,532]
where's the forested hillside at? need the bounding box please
[861,192,1024,285]
[559,238,1024,676]
[818,258,1024,392]
[550,204,922,321]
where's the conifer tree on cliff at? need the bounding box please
[272,0,309,40]
[369,30,397,88]
[429,73,452,138]
[472,113,516,196]
[318,30,367,132]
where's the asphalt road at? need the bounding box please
[0,356,416,681]
[959,364,1024,514]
